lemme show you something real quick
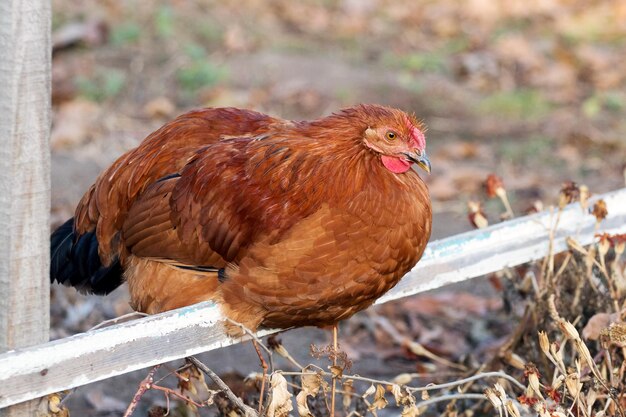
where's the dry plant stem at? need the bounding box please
[497,189,514,219]
[448,363,487,412]
[89,311,149,331]
[279,345,305,369]
[252,339,269,414]
[150,383,208,409]
[188,356,259,417]
[123,365,160,417]
[552,252,572,285]
[598,251,621,314]
[541,206,567,288]
[158,363,194,385]
[123,364,209,417]
[550,300,626,417]
[280,370,525,392]
[330,324,338,417]
[225,318,274,361]
[416,393,489,409]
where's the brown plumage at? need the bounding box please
[51,104,432,333]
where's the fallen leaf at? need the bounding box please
[143,97,175,119]
[50,98,100,149]
[582,313,612,340]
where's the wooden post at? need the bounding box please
[0,0,51,415]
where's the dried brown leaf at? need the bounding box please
[362,384,376,398]
[390,384,415,407]
[266,373,293,417]
[342,379,354,409]
[368,384,388,411]
[329,365,343,379]
[591,199,608,223]
[296,368,323,417]
[402,404,421,416]
[559,181,580,209]
[484,174,504,198]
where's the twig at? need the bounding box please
[123,365,160,417]
[89,312,149,331]
[225,318,274,359]
[280,370,525,392]
[150,384,209,408]
[416,393,488,408]
[542,207,562,286]
[331,324,338,417]
[252,339,269,414]
[497,189,515,220]
[123,364,212,417]
[188,356,258,417]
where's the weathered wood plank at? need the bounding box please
[0,188,625,408]
[0,0,51,415]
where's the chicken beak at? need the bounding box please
[404,151,431,174]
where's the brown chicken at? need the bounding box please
[50,104,432,334]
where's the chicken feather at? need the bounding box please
[50,104,432,333]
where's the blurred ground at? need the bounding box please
[49,0,626,415]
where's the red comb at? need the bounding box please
[404,115,425,149]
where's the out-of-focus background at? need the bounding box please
[49,1,626,415]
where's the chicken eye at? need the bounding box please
[386,131,397,140]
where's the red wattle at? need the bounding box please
[381,156,411,173]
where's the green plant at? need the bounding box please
[110,22,141,46]
[479,89,551,120]
[176,45,226,93]
[76,70,126,102]
[155,6,174,39]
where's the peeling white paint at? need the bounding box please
[0,188,625,408]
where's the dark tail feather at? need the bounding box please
[50,218,124,295]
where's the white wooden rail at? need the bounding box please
[0,0,51,416]
[0,187,625,408]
